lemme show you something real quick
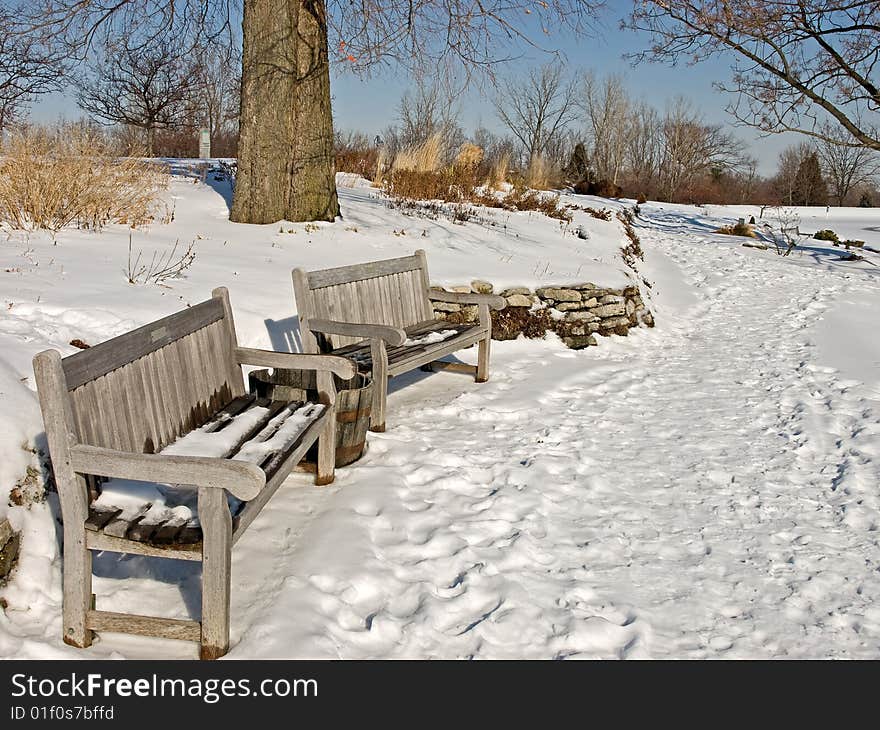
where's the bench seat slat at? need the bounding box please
[84,505,121,531]
[331,321,483,371]
[86,397,329,549]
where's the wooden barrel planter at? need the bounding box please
[248,368,372,467]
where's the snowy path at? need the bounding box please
[227,229,880,659]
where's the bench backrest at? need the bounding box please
[40,288,245,455]
[292,250,434,351]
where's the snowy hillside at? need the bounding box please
[1,168,878,658]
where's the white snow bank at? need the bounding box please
[1,165,877,659]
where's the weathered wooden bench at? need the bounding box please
[293,250,506,432]
[33,287,355,659]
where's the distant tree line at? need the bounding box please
[0,0,876,213]
[335,69,880,207]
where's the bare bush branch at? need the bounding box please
[125,235,196,285]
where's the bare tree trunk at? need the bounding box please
[231,0,338,224]
[146,125,156,157]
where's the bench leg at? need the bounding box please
[199,487,232,660]
[476,304,491,383]
[369,340,388,433]
[61,523,93,649]
[315,410,336,486]
[476,334,490,383]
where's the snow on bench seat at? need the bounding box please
[333,321,478,370]
[87,395,325,545]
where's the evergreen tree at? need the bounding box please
[792,152,828,206]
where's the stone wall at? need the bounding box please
[0,518,18,583]
[432,280,654,349]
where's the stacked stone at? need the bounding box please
[0,518,19,582]
[432,279,654,350]
[533,283,652,348]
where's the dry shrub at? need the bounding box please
[393,134,444,173]
[716,222,756,237]
[335,131,380,180]
[617,209,645,265]
[455,143,483,169]
[0,124,168,232]
[573,178,624,198]
[384,141,570,222]
[570,206,612,221]
[525,155,551,190]
[385,169,458,201]
[473,184,572,222]
[487,153,510,190]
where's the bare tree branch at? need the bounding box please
[0,5,66,129]
[626,1,880,151]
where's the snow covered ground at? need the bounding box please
[0,168,878,658]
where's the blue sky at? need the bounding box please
[29,2,801,175]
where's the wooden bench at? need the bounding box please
[293,250,506,432]
[33,287,355,659]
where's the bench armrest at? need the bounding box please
[307,318,407,347]
[427,289,507,310]
[234,347,356,379]
[70,444,265,501]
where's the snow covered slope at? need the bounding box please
[1,172,878,658]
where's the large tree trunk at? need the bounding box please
[231,0,338,224]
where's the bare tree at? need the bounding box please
[659,97,744,201]
[0,8,65,129]
[628,1,880,151]
[580,71,630,185]
[396,79,463,156]
[735,156,760,204]
[817,125,880,205]
[75,37,199,155]
[24,1,600,223]
[189,44,240,156]
[624,101,663,199]
[494,64,578,169]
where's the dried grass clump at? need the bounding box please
[576,206,612,221]
[385,136,483,202]
[487,153,510,190]
[525,155,551,190]
[383,141,570,222]
[472,184,572,222]
[716,221,756,237]
[385,169,459,201]
[392,134,444,173]
[455,143,483,169]
[373,147,388,188]
[0,124,168,232]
